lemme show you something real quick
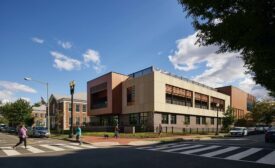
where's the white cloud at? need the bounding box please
[58,41,72,49]
[83,49,105,73]
[50,51,82,71]
[0,81,37,102]
[20,97,31,103]
[31,37,44,44]
[168,31,269,99]
[0,81,37,93]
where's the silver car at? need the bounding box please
[31,127,50,138]
[229,127,248,136]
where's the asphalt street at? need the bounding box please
[0,132,274,168]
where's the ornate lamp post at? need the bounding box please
[69,80,75,138]
[216,103,220,135]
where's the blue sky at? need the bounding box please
[0,0,268,104]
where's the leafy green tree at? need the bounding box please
[222,106,235,130]
[178,0,275,96]
[0,116,9,124]
[1,99,33,126]
[250,100,275,125]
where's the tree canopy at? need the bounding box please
[250,100,275,125]
[222,106,235,130]
[0,99,33,126]
[178,0,275,96]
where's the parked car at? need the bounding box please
[229,127,248,136]
[30,127,50,138]
[7,127,17,134]
[247,127,257,135]
[0,124,6,132]
[265,127,275,143]
[0,126,8,132]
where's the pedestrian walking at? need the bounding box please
[114,125,119,139]
[13,124,28,149]
[75,125,82,145]
[158,124,162,137]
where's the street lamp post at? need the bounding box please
[24,77,50,134]
[216,103,220,136]
[69,80,75,138]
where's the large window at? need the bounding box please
[161,114,169,124]
[196,116,201,125]
[140,113,148,125]
[91,83,107,109]
[76,117,80,125]
[184,115,190,125]
[83,117,87,125]
[76,104,80,112]
[211,117,214,125]
[210,97,225,112]
[129,113,139,125]
[165,84,193,107]
[171,114,177,124]
[68,103,72,112]
[202,117,206,125]
[218,118,222,125]
[83,105,86,112]
[195,93,209,109]
[127,86,135,105]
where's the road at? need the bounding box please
[0,132,274,168]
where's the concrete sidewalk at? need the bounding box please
[69,134,220,147]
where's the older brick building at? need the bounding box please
[49,93,89,130]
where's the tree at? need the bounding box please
[222,106,235,130]
[178,0,275,96]
[250,100,275,125]
[1,99,33,126]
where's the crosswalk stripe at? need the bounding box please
[163,145,203,152]
[0,147,20,156]
[55,144,83,150]
[40,144,65,151]
[149,143,190,151]
[22,146,44,153]
[137,142,181,150]
[201,147,240,157]
[180,145,220,154]
[69,143,97,149]
[226,148,262,160]
[256,151,275,165]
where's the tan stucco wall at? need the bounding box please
[153,71,230,117]
[122,71,230,117]
[122,73,154,113]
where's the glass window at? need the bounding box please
[195,93,209,109]
[83,105,86,112]
[202,117,206,125]
[140,113,148,125]
[165,84,193,107]
[129,113,139,125]
[171,114,177,124]
[184,115,190,125]
[76,117,80,125]
[127,86,135,105]
[161,114,169,124]
[76,104,80,112]
[68,103,72,112]
[91,83,108,109]
[196,116,201,125]
[211,117,214,125]
[218,118,222,125]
